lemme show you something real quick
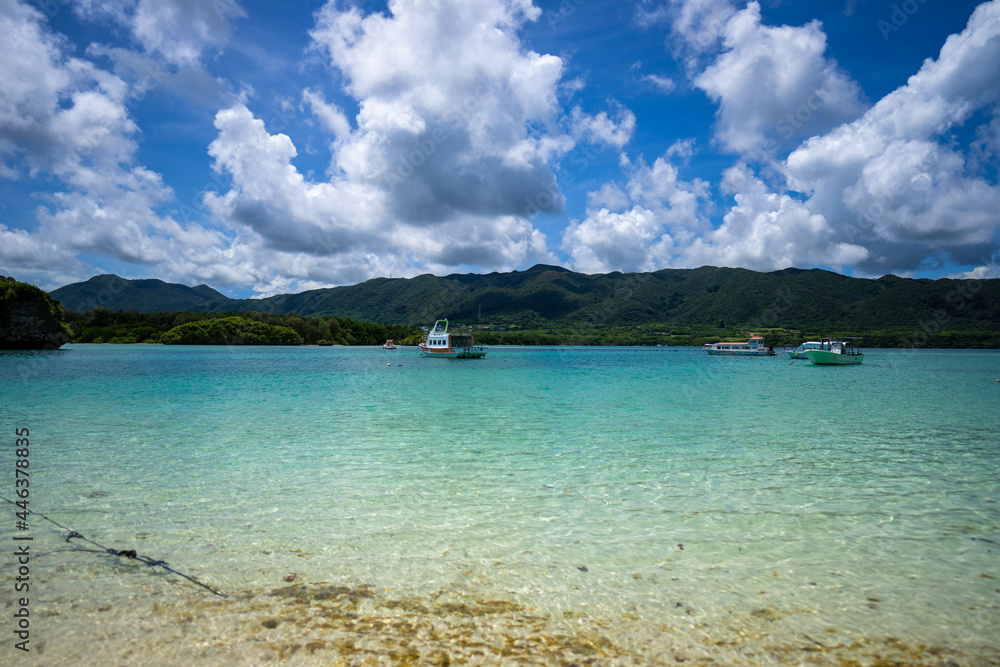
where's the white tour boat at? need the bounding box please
[418,319,487,358]
[804,337,864,365]
[382,339,397,349]
[704,334,775,356]
[787,341,823,359]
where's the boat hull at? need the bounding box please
[704,334,775,356]
[419,345,487,359]
[706,349,771,356]
[787,342,823,359]
[804,350,863,365]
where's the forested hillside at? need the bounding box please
[50,265,1000,337]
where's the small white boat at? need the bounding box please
[787,341,823,359]
[804,337,864,365]
[418,319,486,358]
[382,339,396,350]
[704,334,775,356]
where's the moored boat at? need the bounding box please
[382,339,396,349]
[418,319,486,358]
[787,341,823,359]
[704,334,775,356]
[804,337,864,365]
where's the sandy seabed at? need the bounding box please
[6,561,999,667]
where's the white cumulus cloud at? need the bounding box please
[0,0,246,290]
[694,1,865,156]
[81,0,248,67]
[681,163,869,271]
[785,0,1000,274]
[202,0,633,286]
[563,150,709,273]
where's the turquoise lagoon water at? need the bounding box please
[1,344,998,664]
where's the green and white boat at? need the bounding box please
[787,340,823,359]
[804,337,864,365]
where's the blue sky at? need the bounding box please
[1,0,998,298]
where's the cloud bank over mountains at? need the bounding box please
[1,0,997,296]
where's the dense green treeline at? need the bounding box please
[159,317,302,345]
[63,308,422,346]
[59,307,1000,348]
[473,325,1000,348]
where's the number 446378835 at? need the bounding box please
[15,428,30,520]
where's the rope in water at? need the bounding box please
[0,494,228,597]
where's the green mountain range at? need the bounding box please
[49,264,1000,336]
[49,274,228,312]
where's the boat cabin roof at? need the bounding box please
[716,335,764,344]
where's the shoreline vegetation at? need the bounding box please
[38,265,1000,349]
[58,307,1000,348]
[3,274,999,349]
[63,308,423,347]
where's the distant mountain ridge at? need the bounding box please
[50,274,228,313]
[49,264,1000,332]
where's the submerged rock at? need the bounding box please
[1,276,72,350]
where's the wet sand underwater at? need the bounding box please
[8,531,999,666]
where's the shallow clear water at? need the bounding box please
[2,344,998,664]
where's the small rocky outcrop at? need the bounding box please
[1,276,72,350]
